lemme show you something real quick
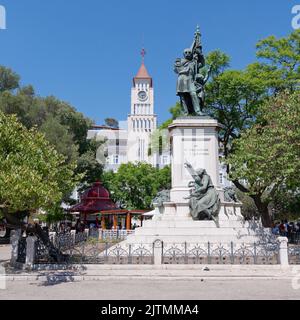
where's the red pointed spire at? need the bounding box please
[135,62,151,79]
[133,48,153,87]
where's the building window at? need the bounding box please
[113,155,119,164]
[162,156,169,165]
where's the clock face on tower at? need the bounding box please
[138,90,148,101]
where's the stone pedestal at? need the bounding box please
[25,236,37,267]
[168,117,221,203]
[278,237,289,266]
[153,240,163,265]
[10,229,21,266]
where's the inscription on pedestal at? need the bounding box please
[182,138,211,158]
[170,119,220,190]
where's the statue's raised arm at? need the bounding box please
[184,161,198,178]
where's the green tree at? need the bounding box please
[254,30,300,93]
[0,111,80,237]
[40,116,79,163]
[205,50,267,161]
[0,66,20,92]
[75,138,105,191]
[228,92,300,226]
[103,163,171,210]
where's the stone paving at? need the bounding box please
[0,279,299,300]
[0,244,10,263]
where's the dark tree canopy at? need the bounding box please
[0,66,20,92]
[105,118,119,129]
[103,163,171,210]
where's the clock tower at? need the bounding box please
[127,49,157,165]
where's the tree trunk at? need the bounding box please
[3,210,64,262]
[252,195,273,228]
[233,181,273,228]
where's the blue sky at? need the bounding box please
[0,0,298,125]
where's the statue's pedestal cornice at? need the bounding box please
[168,116,222,130]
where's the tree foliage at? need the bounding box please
[228,92,300,223]
[255,30,300,93]
[103,163,171,210]
[205,50,267,160]
[0,112,80,214]
[0,66,20,92]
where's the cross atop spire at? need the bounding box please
[141,47,146,62]
[133,48,152,87]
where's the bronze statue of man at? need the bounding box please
[174,48,203,116]
[174,27,211,116]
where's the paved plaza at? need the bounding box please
[0,278,299,300]
[0,245,10,262]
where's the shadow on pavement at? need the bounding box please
[38,272,78,287]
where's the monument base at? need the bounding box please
[122,202,273,245]
[116,117,272,248]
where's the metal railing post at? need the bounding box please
[184,242,188,264]
[230,242,234,264]
[128,244,132,265]
[153,240,163,265]
[254,243,257,265]
[278,237,289,266]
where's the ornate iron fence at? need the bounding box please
[35,232,153,265]
[35,239,53,264]
[288,233,300,245]
[33,231,281,265]
[288,245,300,265]
[49,232,88,251]
[63,242,154,265]
[162,242,280,265]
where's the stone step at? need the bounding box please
[142,220,257,229]
[124,235,267,244]
[133,227,266,236]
